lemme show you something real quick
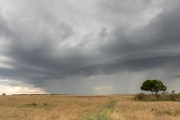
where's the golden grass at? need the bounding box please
[0,95,109,120]
[0,95,180,120]
[110,96,180,120]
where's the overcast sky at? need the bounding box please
[0,0,180,94]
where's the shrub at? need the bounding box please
[24,103,37,107]
[43,103,48,105]
[135,94,180,101]
[172,90,175,94]
[135,92,145,100]
[2,93,5,96]
[168,94,179,101]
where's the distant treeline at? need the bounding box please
[12,94,69,95]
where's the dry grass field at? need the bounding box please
[0,95,180,120]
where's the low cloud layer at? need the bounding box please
[0,0,180,94]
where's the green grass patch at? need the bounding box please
[17,102,51,108]
[23,103,37,107]
[80,99,118,120]
[97,108,112,120]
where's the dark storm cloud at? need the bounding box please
[0,0,180,93]
[97,0,151,14]
[100,6,180,61]
[0,12,13,37]
[73,6,180,76]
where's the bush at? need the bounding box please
[24,103,37,107]
[135,92,145,100]
[135,94,180,101]
[43,103,48,105]
[2,93,5,96]
[168,94,178,101]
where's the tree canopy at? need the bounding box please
[140,79,167,94]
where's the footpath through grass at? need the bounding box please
[80,99,118,120]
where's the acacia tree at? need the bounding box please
[140,79,167,95]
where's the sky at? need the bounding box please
[0,0,180,95]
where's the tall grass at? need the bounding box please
[110,96,180,120]
[1,95,180,120]
[0,95,109,120]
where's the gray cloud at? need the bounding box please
[99,27,108,38]
[0,0,180,94]
[97,0,151,14]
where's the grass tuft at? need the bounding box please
[23,103,37,107]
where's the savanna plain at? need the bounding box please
[1,95,180,120]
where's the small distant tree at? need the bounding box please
[140,79,167,95]
[2,93,5,96]
[171,90,175,94]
